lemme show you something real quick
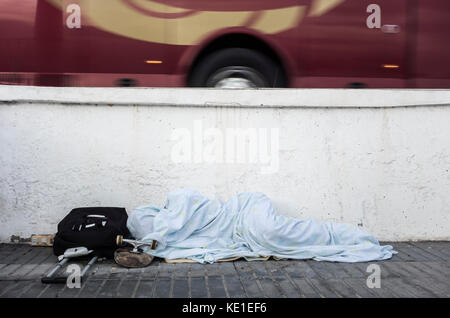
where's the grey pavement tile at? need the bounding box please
[39,283,66,298]
[233,272,263,298]
[0,245,33,264]
[291,278,320,298]
[134,280,156,298]
[20,281,47,298]
[366,281,399,298]
[297,261,320,278]
[258,277,283,298]
[204,263,222,276]
[272,276,301,298]
[8,264,41,279]
[90,263,113,280]
[97,279,121,298]
[233,260,253,274]
[311,261,350,279]
[223,274,246,298]
[264,261,286,278]
[265,262,300,297]
[234,262,273,298]
[207,275,227,298]
[388,248,412,262]
[405,262,441,278]
[307,261,336,280]
[343,278,378,298]
[378,278,418,298]
[77,277,103,298]
[409,242,450,261]
[22,247,52,263]
[40,254,59,264]
[408,277,450,298]
[282,260,316,278]
[108,266,129,279]
[140,264,159,279]
[0,280,17,296]
[397,262,430,277]
[403,243,448,261]
[247,261,270,278]
[219,262,238,275]
[28,248,55,264]
[116,279,139,298]
[324,279,359,298]
[0,244,17,257]
[158,262,177,278]
[172,278,189,298]
[0,280,34,298]
[1,243,449,298]
[0,264,22,279]
[10,247,44,265]
[393,278,438,298]
[395,242,450,263]
[308,278,341,298]
[24,263,55,280]
[58,284,83,298]
[417,261,449,277]
[361,261,407,280]
[336,263,367,278]
[7,248,54,280]
[379,261,408,277]
[390,243,428,261]
[125,268,145,280]
[190,276,208,298]
[189,263,207,277]
[173,263,191,277]
[400,261,448,278]
[0,249,20,266]
[374,262,401,278]
[154,277,171,298]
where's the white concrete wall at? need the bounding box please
[1,86,450,242]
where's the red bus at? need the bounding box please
[0,0,449,88]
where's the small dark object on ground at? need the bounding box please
[114,247,154,268]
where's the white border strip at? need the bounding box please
[1,85,450,108]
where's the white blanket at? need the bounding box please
[127,189,396,263]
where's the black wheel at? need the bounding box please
[188,48,286,88]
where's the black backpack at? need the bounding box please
[53,207,131,259]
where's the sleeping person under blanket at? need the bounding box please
[127,188,396,263]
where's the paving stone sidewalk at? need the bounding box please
[0,242,449,298]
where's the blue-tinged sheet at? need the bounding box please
[127,188,396,263]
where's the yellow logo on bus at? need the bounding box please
[47,0,344,45]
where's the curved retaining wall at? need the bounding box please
[1,86,450,242]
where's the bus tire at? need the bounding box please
[188,48,286,88]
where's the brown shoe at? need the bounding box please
[114,247,154,268]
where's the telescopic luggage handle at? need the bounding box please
[41,247,98,284]
[41,255,98,284]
